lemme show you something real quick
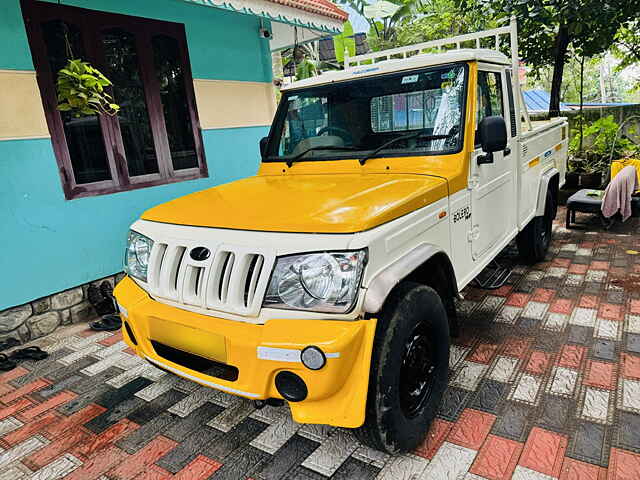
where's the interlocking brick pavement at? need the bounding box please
[1,206,640,479]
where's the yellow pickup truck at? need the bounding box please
[114,18,567,453]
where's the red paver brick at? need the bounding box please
[503,337,532,358]
[77,328,97,337]
[590,261,610,270]
[448,409,496,450]
[64,445,129,480]
[46,403,106,438]
[0,378,50,405]
[608,448,640,480]
[108,436,177,480]
[579,295,599,309]
[99,332,123,346]
[0,397,33,420]
[470,434,523,480]
[19,390,76,420]
[0,383,13,396]
[622,353,640,380]
[506,293,530,307]
[558,345,586,370]
[553,258,571,268]
[525,351,553,375]
[550,299,573,314]
[415,418,453,460]
[175,455,222,480]
[569,264,589,274]
[519,427,568,478]
[2,411,60,445]
[124,347,135,355]
[0,366,29,383]
[560,457,605,480]
[23,427,92,469]
[630,300,640,315]
[599,304,624,321]
[493,285,513,297]
[532,288,555,303]
[467,343,499,364]
[584,360,618,390]
[73,418,139,458]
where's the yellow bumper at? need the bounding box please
[113,276,376,428]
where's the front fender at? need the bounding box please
[362,243,450,313]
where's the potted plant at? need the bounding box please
[56,58,120,117]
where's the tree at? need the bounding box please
[337,0,425,50]
[393,0,498,47]
[613,23,640,74]
[478,0,640,117]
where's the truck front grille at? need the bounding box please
[146,241,274,317]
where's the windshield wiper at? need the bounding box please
[358,130,451,165]
[285,145,360,168]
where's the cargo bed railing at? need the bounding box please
[344,16,532,131]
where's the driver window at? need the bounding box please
[278,96,328,156]
[475,71,504,147]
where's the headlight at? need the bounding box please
[263,250,366,313]
[125,230,153,282]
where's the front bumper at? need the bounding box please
[113,276,376,428]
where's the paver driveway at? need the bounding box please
[1,207,640,480]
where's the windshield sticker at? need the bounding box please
[442,71,456,79]
[401,74,419,84]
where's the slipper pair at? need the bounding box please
[0,346,48,371]
[90,314,122,332]
[0,337,20,352]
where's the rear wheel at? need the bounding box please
[517,189,554,264]
[354,282,450,453]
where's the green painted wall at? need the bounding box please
[0,0,273,81]
[1,0,275,310]
[1,127,268,310]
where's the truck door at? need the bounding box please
[469,66,517,261]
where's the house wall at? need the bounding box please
[0,0,276,324]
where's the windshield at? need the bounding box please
[266,64,467,162]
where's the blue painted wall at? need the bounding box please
[0,0,273,310]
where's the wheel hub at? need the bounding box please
[399,325,436,418]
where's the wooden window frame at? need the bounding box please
[21,0,207,200]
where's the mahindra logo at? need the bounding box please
[190,247,210,261]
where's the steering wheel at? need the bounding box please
[316,126,352,143]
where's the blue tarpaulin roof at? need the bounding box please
[522,89,570,113]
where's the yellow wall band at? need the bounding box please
[0,70,50,141]
[193,79,276,130]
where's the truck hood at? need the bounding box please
[141,174,448,233]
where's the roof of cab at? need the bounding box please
[282,48,510,91]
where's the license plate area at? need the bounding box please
[149,317,227,363]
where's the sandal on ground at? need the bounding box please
[0,337,20,352]
[90,314,122,332]
[0,353,16,371]
[10,346,49,362]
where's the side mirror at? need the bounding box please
[477,116,507,165]
[259,137,269,159]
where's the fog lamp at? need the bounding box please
[301,346,326,370]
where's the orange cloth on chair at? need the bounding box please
[611,159,640,192]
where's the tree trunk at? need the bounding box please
[579,55,585,153]
[549,25,570,118]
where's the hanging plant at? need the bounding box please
[56,58,120,117]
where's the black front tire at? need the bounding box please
[354,282,450,453]
[516,189,554,264]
